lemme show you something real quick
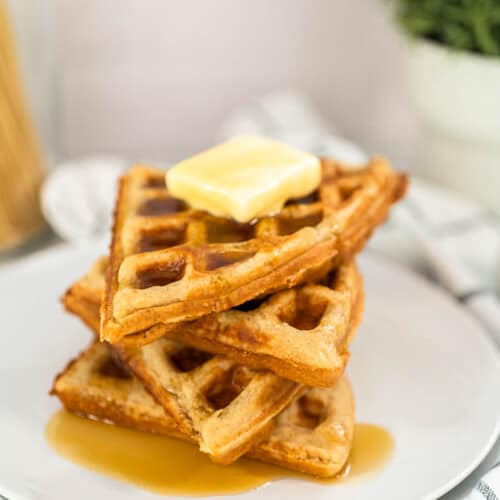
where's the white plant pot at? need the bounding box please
[406,39,500,214]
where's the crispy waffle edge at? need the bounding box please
[51,343,355,477]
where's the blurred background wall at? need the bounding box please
[55,0,416,164]
[12,0,416,165]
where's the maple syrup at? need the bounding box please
[46,411,394,495]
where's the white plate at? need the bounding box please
[0,244,499,500]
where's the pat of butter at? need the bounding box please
[166,136,321,222]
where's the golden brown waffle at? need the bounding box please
[66,256,363,387]
[64,260,303,464]
[115,339,301,464]
[101,157,406,345]
[63,257,107,334]
[51,342,193,441]
[51,342,355,477]
[167,261,364,387]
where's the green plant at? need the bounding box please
[391,0,500,56]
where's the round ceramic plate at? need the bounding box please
[0,244,499,500]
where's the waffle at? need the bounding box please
[115,339,301,464]
[64,260,303,464]
[51,342,192,441]
[166,260,364,386]
[101,157,406,345]
[66,256,363,387]
[63,257,107,334]
[51,342,355,477]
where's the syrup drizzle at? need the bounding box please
[46,411,394,496]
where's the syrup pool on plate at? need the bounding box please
[46,410,394,496]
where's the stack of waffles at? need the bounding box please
[51,156,407,477]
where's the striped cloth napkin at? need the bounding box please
[220,90,500,499]
[468,468,500,500]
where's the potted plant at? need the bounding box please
[391,0,500,214]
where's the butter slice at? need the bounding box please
[166,136,321,222]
